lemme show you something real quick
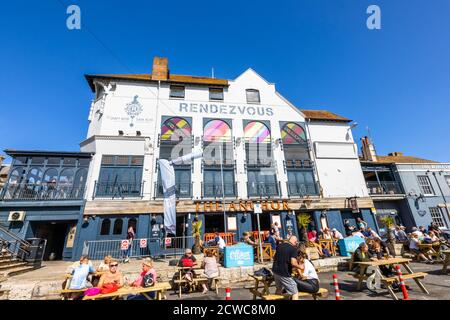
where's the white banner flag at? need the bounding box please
[158,159,177,236]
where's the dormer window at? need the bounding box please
[246,89,260,104]
[209,88,224,101]
[170,85,185,99]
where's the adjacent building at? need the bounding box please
[360,137,450,237]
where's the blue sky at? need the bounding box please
[1,0,449,163]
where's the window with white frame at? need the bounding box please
[246,89,260,104]
[445,175,450,189]
[417,175,434,195]
[169,85,185,99]
[429,207,447,229]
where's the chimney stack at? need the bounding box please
[361,136,377,162]
[152,57,169,81]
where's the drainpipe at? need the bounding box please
[149,80,161,198]
[305,119,322,197]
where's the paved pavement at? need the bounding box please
[2,259,449,300]
[169,262,450,300]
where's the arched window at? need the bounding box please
[43,168,58,184]
[244,121,271,143]
[113,219,123,235]
[203,119,231,142]
[59,168,75,186]
[74,169,88,187]
[127,218,137,234]
[160,117,191,141]
[100,219,111,235]
[281,123,307,144]
[26,167,43,185]
[246,89,260,103]
[8,168,23,185]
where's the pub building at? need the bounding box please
[0,56,377,260]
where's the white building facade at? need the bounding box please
[74,57,375,257]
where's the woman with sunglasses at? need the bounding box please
[97,259,124,289]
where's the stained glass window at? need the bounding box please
[281,123,307,144]
[161,117,191,141]
[244,121,271,143]
[203,120,231,142]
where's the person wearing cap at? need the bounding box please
[331,228,343,240]
[130,257,158,287]
[395,225,408,243]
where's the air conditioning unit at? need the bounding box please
[8,211,26,222]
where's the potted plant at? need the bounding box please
[297,213,311,242]
[379,216,398,255]
[191,217,203,254]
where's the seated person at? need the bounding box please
[367,227,381,240]
[321,228,332,240]
[93,255,111,286]
[409,233,434,264]
[368,239,395,276]
[307,230,326,257]
[242,232,256,246]
[97,255,112,272]
[331,228,344,240]
[97,259,124,288]
[264,230,277,251]
[395,226,408,243]
[68,255,94,290]
[178,248,198,281]
[127,258,157,300]
[352,242,377,274]
[352,230,366,239]
[360,227,371,238]
[292,251,320,294]
[201,251,220,294]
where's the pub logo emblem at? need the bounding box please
[125,95,143,127]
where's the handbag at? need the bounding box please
[142,273,155,288]
[84,287,101,296]
[101,283,119,294]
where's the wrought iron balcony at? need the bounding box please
[1,183,85,201]
[155,182,192,199]
[93,181,144,198]
[287,183,317,197]
[366,181,403,195]
[247,182,280,198]
[202,182,237,198]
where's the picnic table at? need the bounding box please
[64,272,104,290]
[418,243,443,262]
[174,266,219,298]
[247,274,328,300]
[247,274,274,300]
[82,282,171,300]
[353,257,429,300]
[442,250,450,274]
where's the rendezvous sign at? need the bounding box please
[223,243,254,268]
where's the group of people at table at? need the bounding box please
[64,247,221,299]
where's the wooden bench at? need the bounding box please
[174,276,220,297]
[59,288,88,300]
[262,288,328,300]
[82,282,171,300]
[381,272,427,285]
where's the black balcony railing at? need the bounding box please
[202,183,237,198]
[287,183,317,197]
[247,182,280,198]
[155,182,192,199]
[1,183,85,201]
[366,181,403,195]
[94,181,144,198]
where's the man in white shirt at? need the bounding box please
[214,232,226,252]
